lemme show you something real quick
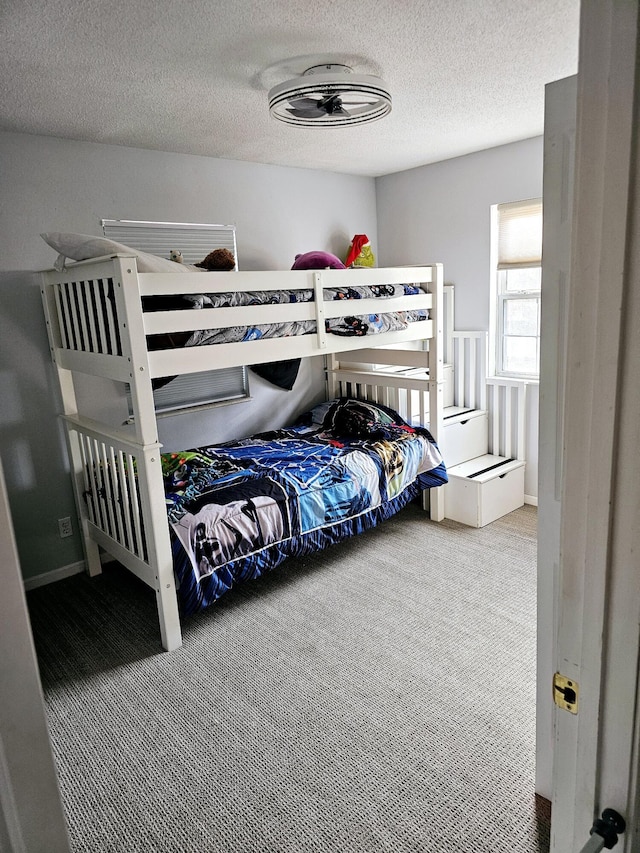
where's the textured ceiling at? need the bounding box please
[0,0,580,177]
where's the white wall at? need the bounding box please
[375,137,543,499]
[0,131,377,580]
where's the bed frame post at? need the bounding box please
[326,353,338,398]
[112,257,160,446]
[110,258,182,649]
[136,447,182,652]
[427,263,445,521]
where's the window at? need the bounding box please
[125,368,249,421]
[102,219,250,416]
[492,199,542,378]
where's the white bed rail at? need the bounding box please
[451,331,488,411]
[42,256,435,369]
[331,365,433,427]
[485,378,528,461]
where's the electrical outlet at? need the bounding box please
[58,516,73,538]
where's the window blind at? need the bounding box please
[497,199,543,269]
[101,219,237,265]
[102,219,249,414]
[126,368,248,418]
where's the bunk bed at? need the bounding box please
[41,252,447,650]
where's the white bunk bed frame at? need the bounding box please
[41,254,445,651]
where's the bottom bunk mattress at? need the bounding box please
[161,398,448,615]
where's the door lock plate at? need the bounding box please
[553,672,579,714]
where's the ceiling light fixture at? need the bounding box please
[268,64,392,128]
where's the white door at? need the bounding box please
[537,72,577,801]
[0,457,71,852]
[550,2,640,851]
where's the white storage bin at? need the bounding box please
[440,407,488,468]
[444,454,525,528]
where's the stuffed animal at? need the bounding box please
[345,234,375,268]
[291,250,346,270]
[169,249,183,263]
[195,248,236,271]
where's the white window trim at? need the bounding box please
[490,199,542,382]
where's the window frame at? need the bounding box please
[490,199,543,381]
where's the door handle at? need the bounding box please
[579,809,626,852]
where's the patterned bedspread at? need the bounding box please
[145,282,428,349]
[162,399,447,615]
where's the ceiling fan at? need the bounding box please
[268,64,392,127]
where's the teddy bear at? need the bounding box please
[169,249,183,263]
[195,248,236,271]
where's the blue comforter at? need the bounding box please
[162,399,447,615]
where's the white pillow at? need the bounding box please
[41,232,201,273]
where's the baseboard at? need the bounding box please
[524,494,538,507]
[23,560,85,591]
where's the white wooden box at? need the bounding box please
[440,407,488,468]
[444,454,525,528]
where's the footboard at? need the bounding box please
[62,414,182,651]
[328,358,444,521]
[330,353,435,425]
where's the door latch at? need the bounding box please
[553,672,579,713]
[580,808,626,852]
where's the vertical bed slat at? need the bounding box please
[68,282,84,351]
[115,450,135,554]
[455,337,464,406]
[478,336,488,411]
[101,278,121,356]
[468,342,477,410]
[92,278,109,354]
[107,445,124,545]
[84,435,103,529]
[76,281,93,352]
[504,388,513,458]
[97,441,118,539]
[62,284,79,350]
[314,271,327,350]
[126,452,146,559]
[53,285,71,350]
[82,279,100,353]
[77,434,96,527]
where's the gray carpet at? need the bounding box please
[28,502,549,853]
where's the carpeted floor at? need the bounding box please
[28,502,549,853]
